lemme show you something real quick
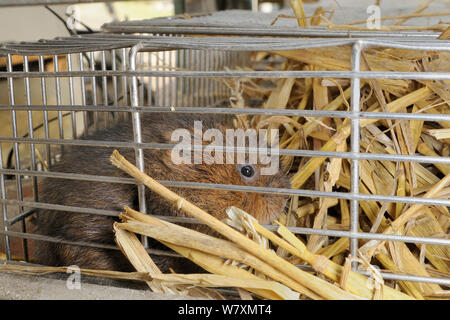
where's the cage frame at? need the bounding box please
[0,31,449,289]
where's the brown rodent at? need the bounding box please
[33,112,291,273]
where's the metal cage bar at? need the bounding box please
[129,43,148,248]
[350,41,362,269]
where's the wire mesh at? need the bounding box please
[0,26,449,288]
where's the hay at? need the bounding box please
[220,25,449,299]
[108,150,419,300]
[189,3,448,297]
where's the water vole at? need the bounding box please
[33,113,291,273]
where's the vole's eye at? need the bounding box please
[238,164,258,182]
[241,165,255,178]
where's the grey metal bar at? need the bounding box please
[1,224,449,285]
[179,48,185,107]
[2,137,449,166]
[38,56,51,166]
[1,198,118,217]
[129,43,148,248]
[205,48,211,106]
[101,50,109,128]
[0,230,180,258]
[79,31,446,41]
[111,49,119,121]
[53,55,65,142]
[168,49,174,107]
[79,52,89,137]
[6,54,29,262]
[162,49,167,108]
[219,50,225,102]
[0,145,11,261]
[23,56,39,209]
[2,226,449,286]
[1,168,449,207]
[101,24,442,39]
[357,270,450,287]
[66,34,450,49]
[2,197,449,248]
[2,70,450,81]
[4,36,450,57]
[66,54,78,139]
[148,51,154,106]
[0,168,135,185]
[187,48,192,107]
[89,51,99,130]
[0,105,448,122]
[261,225,450,247]
[90,36,450,51]
[350,41,362,269]
[194,49,200,107]
[121,48,128,112]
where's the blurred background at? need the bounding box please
[1,0,446,42]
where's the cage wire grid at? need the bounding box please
[0,32,449,289]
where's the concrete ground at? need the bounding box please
[0,271,198,300]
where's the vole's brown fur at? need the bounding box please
[34,113,290,273]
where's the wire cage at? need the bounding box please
[0,9,449,296]
[0,39,248,253]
